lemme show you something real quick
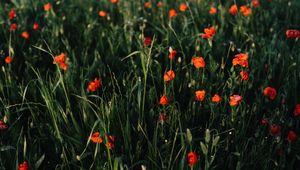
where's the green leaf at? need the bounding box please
[212,136,220,147]
[200,142,208,155]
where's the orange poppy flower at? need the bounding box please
[90,132,103,143]
[240,5,252,17]
[164,70,175,82]
[110,0,118,4]
[252,0,260,8]
[229,95,242,106]
[105,135,115,150]
[159,95,169,105]
[156,2,164,8]
[229,4,238,16]
[5,56,13,64]
[195,90,205,101]
[87,78,102,92]
[53,53,68,71]
[240,71,249,80]
[187,151,198,167]
[192,56,205,68]
[212,94,221,103]
[21,31,30,39]
[168,49,177,59]
[10,23,17,31]
[99,11,108,17]
[169,9,177,18]
[209,7,217,15]
[8,9,16,20]
[232,53,248,68]
[202,26,216,39]
[144,2,152,9]
[263,87,277,100]
[18,161,28,170]
[179,3,188,12]
[33,23,39,30]
[44,3,52,11]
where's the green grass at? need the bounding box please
[0,0,300,169]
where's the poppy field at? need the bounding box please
[1,0,300,169]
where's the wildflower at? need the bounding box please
[21,31,30,39]
[229,4,238,16]
[10,23,17,31]
[202,26,216,39]
[240,71,249,80]
[53,53,68,71]
[169,9,177,18]
[232,53,248,68]
[99,11,108,17]
[263,87,277,100]
[8,9,16,20]
[159,95,169,105]
[212,94,221,103]
[240,5,252,17]
[5,56,13,64]
[270,124,281,135]
[209,7,217,15]
[168,49,177,59]
[18,161,28,170]
[260,118,269,125]
[179,3,188,12]
[44,3,52,11]
[195,90,205,101]
[87,78,102,92]
[90,132,103,143]
[110,0,118,4]
[144,37,152,46]
[156,2,164,8]
[187,151,197,167]
[158,113,168,123]
[164,70,175,82]
[286,29,300,38]
[229,95,242,106]
[294,104,300,117]
[0,120,8,130]
[33,23,39,30]
[287,131,297,142]
[144,2,152,9]
[106,135,115,150]
[252,0,260,8]
[192,56,205,68]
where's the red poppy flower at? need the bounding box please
[252,0,260,8]
[179,3,188,12]
[195,90,205,101]
[5,56,13,64]
[187,151,198,167]
[270,124,281,136]
[263,87,277,100]
[229,4,238,16]
[21,31,30,39]
[169,9,177,18]
[53,53,68,71]
[8,9,16,20]
[209,7,217,15]
[44,3,52,11]
[232,53,248,68]
[159,95,169,105]
[144,37,152,46]
[287,131,297,142]
[240,5,252,17]
[260,118,268,125]
[33,23,39,30]
[192,56,205,68]
[240,71,249,81]
[286,29,300,38]
[10,23,17,31]
[87,78,102,92]
[164,70,175,82]
[168,49,177,59]
[156,2,164,8]
[229,95,242,106]
[18,161,28,170]
[90,132,103,143]
[158,113,168,123]
[110,0,118,4]
[144,2,152,9]
[106,135,115,150]
[0,120,8,130]
[212,94,221,103]
[294,104,300,117]
[202,26,216,39]
[99,11,108,17]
